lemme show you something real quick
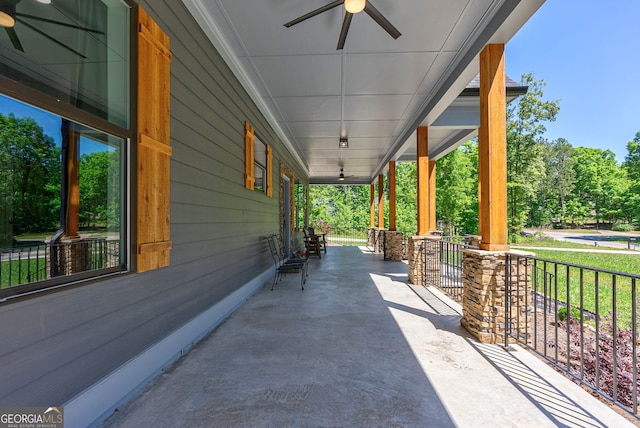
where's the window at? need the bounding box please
[0,2,172,297]
[0,0,131,129]
[0,94,126,295]
[254,137,267,193]
[244,122,272,196]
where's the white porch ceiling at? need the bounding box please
[182,0,545,184]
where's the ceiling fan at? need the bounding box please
[284,0,401,50]
[338,167,354,181]
[0,0,104,58]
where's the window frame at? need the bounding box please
[244,121,272,197]
[0,2,140,301]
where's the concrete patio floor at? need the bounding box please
[101,246,634,427]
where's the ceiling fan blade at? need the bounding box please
[16,18,87,58]
[364,1,401,39]
[5,27,24,52]
[336,12,352,50]
[16,13,104,34]
[284,0,344,28]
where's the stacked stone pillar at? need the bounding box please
[46,237,91,278]
[383,231,403,261]
[461,249,533,344]
[367,227,387,253]
[407,235,441,286]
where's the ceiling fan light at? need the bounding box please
[37,0,52,4]
[339,137,349,148]
[344,0,365,14]
[338,173,345,181]
[0,11,15,28]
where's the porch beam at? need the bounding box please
[377,174,384,229]
[478,44,509,251]
[388,161,396,231]
[416,126,429,235]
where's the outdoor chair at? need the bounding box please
[303,228,322,258]
[307,227,327,254]
[265,235,308,290]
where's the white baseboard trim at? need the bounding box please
[63,267,272,428]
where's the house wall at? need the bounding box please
[0,0,306,413]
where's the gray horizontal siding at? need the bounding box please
[0,0,306,407]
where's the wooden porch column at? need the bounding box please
[377,174,384,229]
[305,185,310,228]
[428,160,436,232]
[478,44,509,251]
[388,161,396,231]
[417,126,430,235]
[61,121,80,239]
[370,184,375,228]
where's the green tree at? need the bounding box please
[436,142,477,235]
[507,73,559,240]
[570,147,625,228]
[0,113,59,245]
[79,149,120,229]
[309,184,369,233]
[623,132,640,226]
[395,162,417,234]
[540,138,576,227]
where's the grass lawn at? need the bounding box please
[1,258,47,288]
[526,249,640,327]
[515,236,633,251]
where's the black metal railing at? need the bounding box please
[0,243,48,287]
[323,228,368,246]
[505,253,640,417]
[417,236,472,303]
[438,239,468,302]
[1,239,121,289]
[320,227,415,248]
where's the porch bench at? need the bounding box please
[265,235,308,290]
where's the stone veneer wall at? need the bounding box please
[407,235,441,286]
[367,228,387,253]
[460,249,533,344]
[383,231,403,261]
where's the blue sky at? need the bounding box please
[0,94,109,155]
[505,0,640,164]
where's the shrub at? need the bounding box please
[557,306,580,322]
[612,223,635,232]
[565,316,640,409]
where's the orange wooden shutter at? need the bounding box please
[244,122,255,190]
[136,6,172,272]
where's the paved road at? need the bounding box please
[533,230,639,251]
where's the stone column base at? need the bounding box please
[461,249,533,344]
[383,231,403,261]
[407,235,441,285]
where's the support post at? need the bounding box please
[388,161,396,231]
[417,126,429,235]
[428,160,436,233]
[370,184,375,228]
[377,174,384,229]
[478,44,509,251]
